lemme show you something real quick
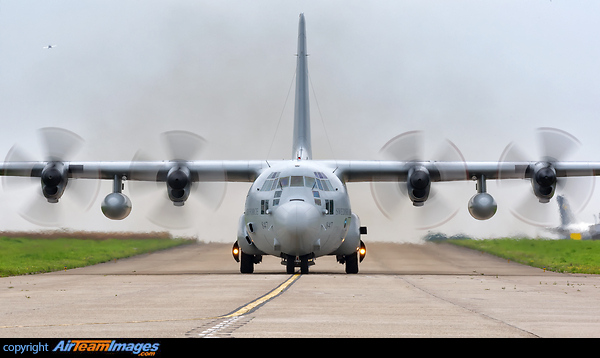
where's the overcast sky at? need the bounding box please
[1,1,600,242]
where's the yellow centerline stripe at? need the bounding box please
[220,273,301,318]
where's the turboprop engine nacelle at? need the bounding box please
[41,162,68,203]
[531,162,556,203]
[407,166,430,206]
[167,166,191,206]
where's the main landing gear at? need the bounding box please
[232,242,262,274]
[336,240,367,274]
[232,240,367,274]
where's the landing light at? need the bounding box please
[359,240,367,263]
[232,242,240,262]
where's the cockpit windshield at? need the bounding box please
[260,172,334,192]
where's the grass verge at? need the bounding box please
[0,235,194,277]
[448,238,600,274]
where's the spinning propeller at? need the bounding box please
[129,130,226,230]
[370,131,468,230]
[498,127,595,227]
[2,127,100,226]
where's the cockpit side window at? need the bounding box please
[321,180,333,191]
[261,180,274,191]
[315,179,323,191]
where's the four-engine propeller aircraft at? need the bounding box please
[2,14,600,274]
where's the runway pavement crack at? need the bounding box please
[399,276,540,338]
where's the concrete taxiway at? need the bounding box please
[1,241,599,337]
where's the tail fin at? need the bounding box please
[557,195,576,227]
[292,13,312,160]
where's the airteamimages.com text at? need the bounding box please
[3,340,161,355]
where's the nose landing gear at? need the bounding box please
[282,254,314,274]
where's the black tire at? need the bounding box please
[300,255,310,274]
[240,252,254,274]
[286,254,296,274]
[345,252,359,274]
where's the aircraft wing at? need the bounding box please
[5,159,598,182]
[329,160,600,223]
[330,160,600,182]
[4,159,597,194]
[0,159,268,227]
[2,157,599,227]
[0,160,267,182]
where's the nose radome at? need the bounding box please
[272,200,321,256]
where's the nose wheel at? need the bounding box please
[285,255,296,274]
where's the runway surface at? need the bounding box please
[1,241,600,338]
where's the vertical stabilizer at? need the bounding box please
[292,13,312,160]
[557,195,575,227]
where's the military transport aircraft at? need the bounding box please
[2,14,600,274]
[545,195,600,240]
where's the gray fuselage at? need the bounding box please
[238,160,361,260]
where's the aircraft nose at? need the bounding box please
[272,200,321,256]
